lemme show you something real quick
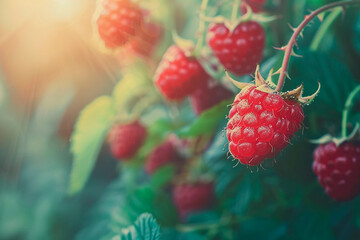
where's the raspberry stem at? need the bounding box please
[276,0,360,92]
[194,0,209,55]
[341,85,360,138]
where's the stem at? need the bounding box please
[194,0,209,55]
[341,85,360,138]
[310,7,342,51]
[231,0,241,22]
[276,0,360,92]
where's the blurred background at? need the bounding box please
[1,0,360,239]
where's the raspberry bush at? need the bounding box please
[1,0,360,240]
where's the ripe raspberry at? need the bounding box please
[313,141,360,201]
[190,82,233,115]
[227,86,304,166]
[172,182,214,218]
[108,121,147,160]
[207,21,265,76]
[129,22,163,57]
[154,45,208,101]
[145,140,179,174]
[241,0,267,13]
[96,0,144,48]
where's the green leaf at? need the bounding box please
[177,99,231,137]
[112,65,152,113]
[150,165,175,189]
[354,12,360,54]
[125,186,177,226]
[117,213,160,240]
[68,96,116,195]
[289,50,357,114]
[289,50,357,136]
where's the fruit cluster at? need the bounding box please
[92,0,360,222]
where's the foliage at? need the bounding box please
[1,0,360,240]
[69,96,116,195]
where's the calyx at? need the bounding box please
[202,5,277,32]
[310,124,360,146]
[227,65,321,105]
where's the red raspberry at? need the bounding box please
[129,22,163,57]
[227,86,304,166]
[154,45,208,101]
[145,140,178,174]
[207,21,265,76]
[108,121,147,160]
[190,82,233,115]
[96,0,144,48]
[172,182,214,219]
[313,141,360,201]
[241,0,267,13]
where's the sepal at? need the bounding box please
[282,82,321,105]
[172,31,195,56]
[310,124,360,146]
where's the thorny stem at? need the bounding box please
[194,0,209,55]
[231,0,241,22]
[276,0,360,92]
[341,85,360,138]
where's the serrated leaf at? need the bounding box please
[68,96,116,195]
[177,99,231,137]
[118,213,160,240]
[289,51,356,114]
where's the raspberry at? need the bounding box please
[145,140,178,174]
[207,21,265,76]
[172,182,214,218]
[227,86,304,166]
[108,121,147,160]
[190,82,233,115]
[154,45,208,101]
[313,141,360,201]
[129,22,163,57]
[241,0,267,13]
[96,0,144,48]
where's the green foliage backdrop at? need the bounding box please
[1,0,360,240]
